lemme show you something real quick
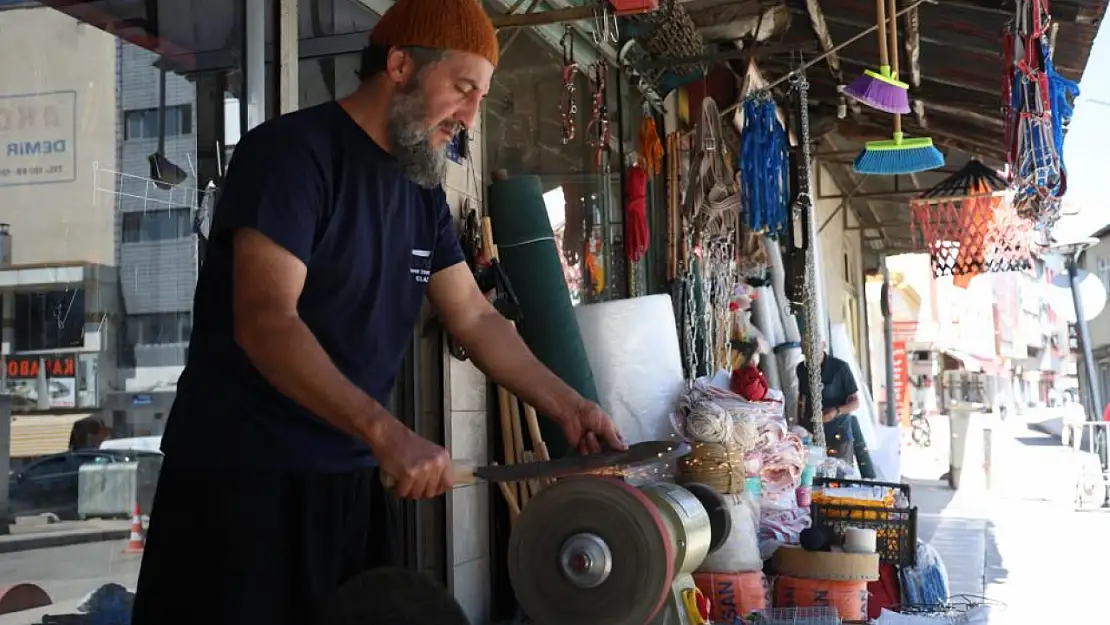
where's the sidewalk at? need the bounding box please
[901,414,991,598]
[0,519,131,554]
[901,412,1109,618]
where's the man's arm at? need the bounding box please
[838,391,862,416]
[427,263,583,424]
[232,229,395,447]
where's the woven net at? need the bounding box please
[911,190,1033,283]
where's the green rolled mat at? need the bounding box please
[487,175,600,459]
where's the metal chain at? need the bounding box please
[791,69,826,448]
[682,222,700,378]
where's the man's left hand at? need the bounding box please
[560,401,626,454]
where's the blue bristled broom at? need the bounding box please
[843,0,910,114]
[853,0,944,175]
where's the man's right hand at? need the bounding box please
[372,419,454,499]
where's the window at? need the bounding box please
[125,312,192,346]
[121,208,192,243]
[124,105,193,140]
[13,289,86,352]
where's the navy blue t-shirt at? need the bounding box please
[160,102,465,471]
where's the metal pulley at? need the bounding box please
[508,477,730,625]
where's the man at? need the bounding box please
[796,342,876,479]
[131,2,623,623]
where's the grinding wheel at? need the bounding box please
[681,482,733,555]
[508,477,675,625]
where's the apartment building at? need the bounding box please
[0,4,120,459]
[102,42,201,436]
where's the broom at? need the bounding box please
[853,0,944,175]
[842,0,910,114]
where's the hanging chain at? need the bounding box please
[682,222,700,379]
[586,62,610,172]
[559,26,578,145]
[790,69,826,448]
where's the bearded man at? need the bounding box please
[131,1,623,623]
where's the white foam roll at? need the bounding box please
[574,295,686,445]
[750,287,781,390]
[697,492,763,574]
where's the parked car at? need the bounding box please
[7,449,159,520]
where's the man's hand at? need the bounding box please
[372,419,454,499]
[559,400,626,454]
[823,407,839,420]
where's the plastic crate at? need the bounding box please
[810,478,917,568]
[813,477,911,504]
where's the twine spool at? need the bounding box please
[685,401,734,444]
[678,442,745,494]
[730,417,759,454]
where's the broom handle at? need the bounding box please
[876,0,890,69]
[888,0,902,135]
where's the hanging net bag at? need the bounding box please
[910,159,1033,284]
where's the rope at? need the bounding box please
[625,165,650,262]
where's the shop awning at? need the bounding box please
[8,414,95,459]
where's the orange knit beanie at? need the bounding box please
[369,0,499,67]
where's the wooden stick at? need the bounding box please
[480,214,553,501]
[508,397,528,507]
[496,386,520,503]
[889,0,903,135]
[875,0,890,69]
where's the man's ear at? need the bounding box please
[385,47,411,84]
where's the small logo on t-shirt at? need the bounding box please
[410,249,432,283]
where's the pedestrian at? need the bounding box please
[130,2,624,623]
[796,341,876,479]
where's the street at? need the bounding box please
[0,540,140,608]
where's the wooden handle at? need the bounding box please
[875,0,890,68]
[887,0,899,76]
[381,461,477,490]
[888,0,902,134]
[481,216,497,260]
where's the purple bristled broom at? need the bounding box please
[842,0,910,114]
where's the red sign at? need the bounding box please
[893,342,911,425]
[6,354,76,380]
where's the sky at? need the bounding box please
[1050,24,1110,241]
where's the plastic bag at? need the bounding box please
[899,540,950,608]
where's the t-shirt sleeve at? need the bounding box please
[209,124,326,264]
[430,188,465,274]
[839,360,859,396]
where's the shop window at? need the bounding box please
[125,312,192,346]
[124,105,193,140]
[484,30,628,305]
[13,289,86,352]
[121,207,192,242]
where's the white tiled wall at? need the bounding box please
[441,116,492,625]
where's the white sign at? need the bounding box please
[0,90,77,187]
[7,376,77,409]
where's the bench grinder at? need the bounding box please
[508,476,733,625]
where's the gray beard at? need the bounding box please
[387,88,449,189]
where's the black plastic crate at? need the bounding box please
[810,479,917,567]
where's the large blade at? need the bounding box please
[474,440,689,483]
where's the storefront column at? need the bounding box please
[276,0,299,114]
[242,0,267,129]
[881,257,897,427]
[442,117,491,623]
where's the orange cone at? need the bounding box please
[125,503,145,554]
